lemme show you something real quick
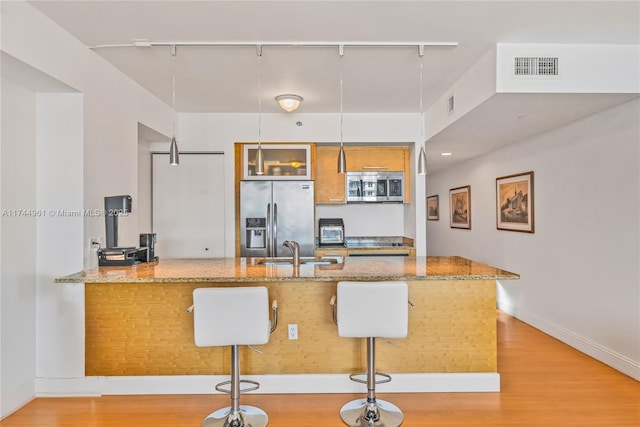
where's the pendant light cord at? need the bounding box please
[171,44,177,134]
[257,46,262,147]
[417,45,427,175]
[419,47,424,147]
[340,50,344,147]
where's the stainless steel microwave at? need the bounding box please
[346,171,404,203]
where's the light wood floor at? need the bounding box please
[2,311,638,426]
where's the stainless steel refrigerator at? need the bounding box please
[240,180,315,257]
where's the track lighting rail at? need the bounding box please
[90,40,458,49]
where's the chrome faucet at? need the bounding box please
[282,240,300,266]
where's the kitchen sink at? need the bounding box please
[256,257,339,265]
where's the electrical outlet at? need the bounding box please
[288,324,298,340]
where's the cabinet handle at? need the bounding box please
[362,166,388,169]
[328,198,344,202]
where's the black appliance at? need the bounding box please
[318,218,345,247]
[104,195,132,248]
[138,233,158,263]
[98,195,158,266]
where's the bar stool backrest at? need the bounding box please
[193,286,270,347]
[337,281,408,339]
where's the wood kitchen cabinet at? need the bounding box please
[347,146,407,172]
[314,145,411,204]
[315,146,346,204]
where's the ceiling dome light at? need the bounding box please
[275,94,303,112]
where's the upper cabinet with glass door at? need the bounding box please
[243,143,312,180]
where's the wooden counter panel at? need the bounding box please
[85,280,496,376]
[236,282,361,374]
[375,280,496,373]
[85,282,223,376]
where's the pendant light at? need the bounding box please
[169,45,180,165]
[337,45,347,174]
[254,45,265,175]
[417,45,427,175]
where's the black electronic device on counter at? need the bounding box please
[318,218,345,247]
[97,234,158,266]
[139,233,158,263]
[104,195,132,249]
[98,194,159,266]
[98,247,149,266]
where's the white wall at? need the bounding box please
[316,203,406,237]
[0,78,38,417]
[137,137,153,235]
[426,99,640,379]
[1,1,175,415]
[35,93,84,379]
[1,1,174,248]
[174,112,428,255]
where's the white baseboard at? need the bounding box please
[35,373,500,396]
[498,302,640,381]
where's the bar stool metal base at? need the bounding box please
[201,405,268,427]
[340,398,404,427]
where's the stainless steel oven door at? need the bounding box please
[376,179,387,197]
[387,177,403,201]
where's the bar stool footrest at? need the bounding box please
[348,371,392,385]
[214,379,260,395]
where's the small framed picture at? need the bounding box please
[449,186,471,229]
[496,171,534,233]
[427,195,439,221]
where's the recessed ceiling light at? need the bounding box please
[441,152,452,156]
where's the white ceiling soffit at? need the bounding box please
[1,52,77,93]
[138,122,170,144]
[425,93,639,173]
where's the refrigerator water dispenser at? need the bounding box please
[246,217,266,249]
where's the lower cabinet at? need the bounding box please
[315,248,349,258]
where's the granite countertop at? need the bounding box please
[55,256,519,283]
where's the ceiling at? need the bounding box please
[27,1,639,171]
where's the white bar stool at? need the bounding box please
[192,286,278,427]
[330,281,409,427]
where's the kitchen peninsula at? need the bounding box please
[56,256,518,394]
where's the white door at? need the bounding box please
[152,153,226,258]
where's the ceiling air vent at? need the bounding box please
[514,57,559,76]
[447,94,455,114]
